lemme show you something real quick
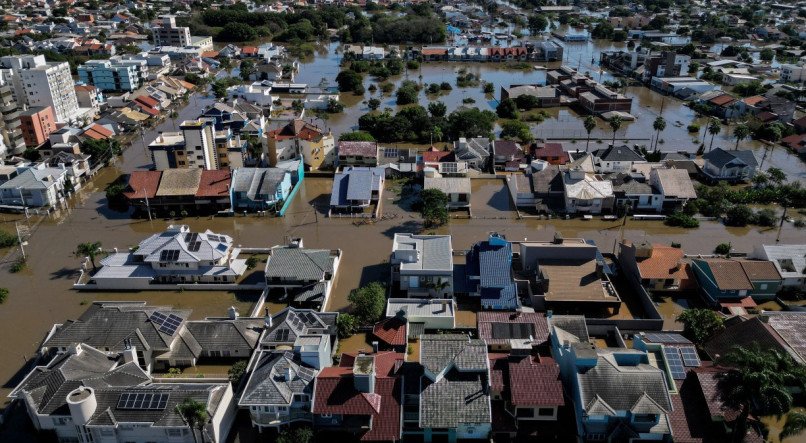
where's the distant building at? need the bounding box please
[1,55,80,122]
[329,166,385,217]
[153,15,191,47]
[701,148,758,183]
[336,141,379,167]
[751,244,806,289]
[77,58,145,92]
[691,258,782,306]
[465,234,520,310]
[266,120,334,169]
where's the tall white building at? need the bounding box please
[781,63,806,83]
[154,15,192,47]
[0,55,80,123]
[149,119,246,170]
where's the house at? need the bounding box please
[312,351,404,441]
[0,163,68,208]
[591,144,646,173]
[531,142,569,165]
[423,177,471,209]
[618,241,694,292]
[453,137,490,171]
[477,311,550,353]
[465,234,520,310]
[562,165,615,214]
[691,258,782,307]
[648,168,697,211]
[390,233,454,297]
[385,298,456,331]
[609,173,661,213]
[492,140,524,171]
[91,225,247,289]
[337,141,379,167]
[266,119,335,169]
[9,343,235,443]
[520,237,623,315]
[528,162,564,212]
[698,91,745,120]
[264,238,341,311]
[123,169,232,216]
[549,314,673,441]
[230,167,292,211]
[499,84,561,107]
[372,316,408,352]
[40,302,264,370]
[329,167,385,217]
[703,312,805,364]
[750,244,806,289]
[239,308,335,430]
[418,335,491,443]
[701,148,758,183]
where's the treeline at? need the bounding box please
[201,5,355,42]
[358,105,495,143]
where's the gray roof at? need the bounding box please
[260,307,337,347]
[136,225,233,264]
[423,176,471,195]
[264,246,337,282]
[330,167,384,206]
[239,351,316,406]
[43,302,191,354]
[338,141,378,157]
[0,166,66,191]
[577,350,672,416]
[592,145,645,162]
[703,148,758,169]
[386,298,455,319]
[454,137,490,162]
[420,370,491,429]
[549,315,589,344]
[184,319,264,354]
[419,334,488,376]
[232,168,287,200]
[392,233,453,272]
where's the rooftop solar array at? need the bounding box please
[116,392,169,410]
[275,328,290,342]
[644,332,690,344]
[149,311,183,335]
[663,344,702,380]
[298,367,315,380]
[159,249,180,262]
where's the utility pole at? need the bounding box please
[776,205,787,242]
[144,188,152,221]
[15,221,25,259]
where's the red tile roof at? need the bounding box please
[634,244,693,287]
[694,369,743,422]
[421,48,448,56]
[488,353,509,393]
[134,95,159,108]
[124,170,161,199]
[703,317,790,361]
[82,124,114,141]
[708,94,736,107]
[742,95,766,107]
[131,101,159,116]
[241,46,258,54]
[201,51,219,58]
[508,356,564,407]
[269,120,325,141]
[372,317,407,347]
[196,169,231,198]
[532,142,570,165]
[313,352,403,442]
[757,111,778,122]
[421,148,455,163]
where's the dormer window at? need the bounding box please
[633,413,657,423]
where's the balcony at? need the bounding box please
[252,411,311,425]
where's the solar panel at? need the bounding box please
[188,241,202,252]
[184,232,198,243]
[117,392,169,410]
[150,311,167,326]
[160,249,180,262]
[159,314,183,335]
[275,328,290,342]
[664,347,687,380]
[298,367,315,380]
[645,332,689,344]
[679,346,701,367]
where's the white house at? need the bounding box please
[0,163,68,207]
[227,82,275,109]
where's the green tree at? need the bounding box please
[583,115,596,153]
[335,69,363,93]
[500,120,532,143]
[608,115,623,146]
[396,82,419,105]
[175,399,209,443]
[781,411,806,441]
[219,22,258,42]
[677,308,724,345]
[339,131,376,142]
[239,59,255,82]
[483,82,495,94]
[428,101,447,118]
[420,188,449,227]
[760,47,775,62]
[717,346,806,443]
[228,360,248,386]
[708,118,722,151]
[277,427,314,443]
[348,282,387,324]
[715,242,732,255]
[755,208,778,227]
[725,204,754,226]
[767,167,786,185]
[76,241,102,271]
[528,14,548,32]
[496,98,519,119]
[245,256,259,270]
[0,287,8,304]
[732,123,750,150]
[336,313,359,338]
[446,108,497,139]
[652,116,666,152]
[367,98,381,110]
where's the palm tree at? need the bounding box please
[176,399,209,443]
[716,346,806,443]
[708,118,721,151]
[733,123,750,150]
[781,411,806,441]
[76,241,102,271]
[425,278,450,298]
[583,115,596,152]
[652,116,666,152]
[608,115,623,146]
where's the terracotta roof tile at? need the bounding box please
[699,259,753,290]
[635,244,692,284]
[195,169,231,198]
[372,317,406,347]
[123,170,161,199]
[738,260,781,281]
[508,356,564,407]
[477,311,550,346]
[708,94,736,107]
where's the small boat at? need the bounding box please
[533,65,546,70]
[602,215,618,220]
[583,215,593,220]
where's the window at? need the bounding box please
[760,283,768,290]
[320,413,332,418]
[537,408,554,417]
[633,413,657,423]
[516,408,535,418]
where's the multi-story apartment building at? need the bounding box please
[0,76,25,157]
[77,59,145,92]
[153,15,191,47]
[148,119,247,170]
[19,106,57,147]
[0,55,79,122]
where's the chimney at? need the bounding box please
[353,355,375,394]
[372,341,379,353]
[264,307,273,328]
[285,366,293,381]
[122,345,138,367]
[553,232,564,244]
[227,306,239,320]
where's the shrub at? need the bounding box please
[406,60,420,70]
[665,212,699,228]
[439,82,452,91]
[348,282,387,324]
[245,256,259,270]
[677,309,724,345]
[483,82,495,94]
[0,288,8,304]
[671,242,681,248]
[754,208,778,227]
[10,257,26,273]
[687,124,700,133]
[336,313,359,338]
[0,229,19,248]
[420,188,449,227]
[714,242,732,255]
[724,204,754,227]
[228,360,248,386]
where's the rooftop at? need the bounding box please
[391,233,453,272]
